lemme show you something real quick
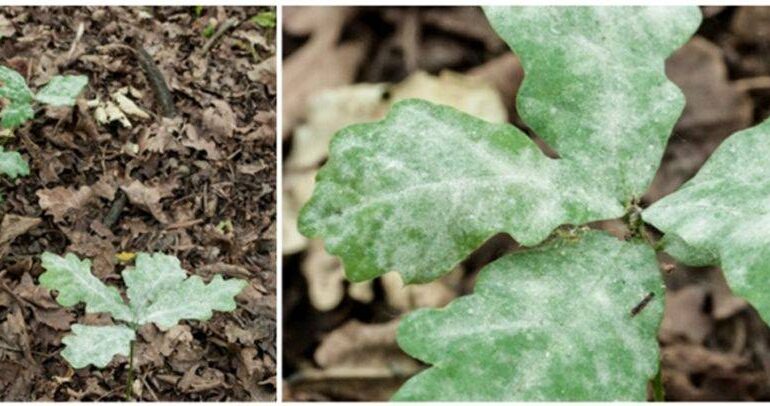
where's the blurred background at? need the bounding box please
[282,6,770,401]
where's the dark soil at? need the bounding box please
[0,6,276,401]
[283,6,770,401]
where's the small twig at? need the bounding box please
[734,76,770,92]
[65,22,85,64]
[200,18,239,56]
[135,46,177,117]
[104,190,128,229]
[630,292,655,317]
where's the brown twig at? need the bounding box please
[134,46,177,118]
[200,18,239,56]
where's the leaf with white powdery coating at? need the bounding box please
[643,117,770,323]
[61,324,135,368]
[484,6,701,200]
[299,7,701,284]
[394,231,664,401]
[134,274,246,330]
[0,146,29,179]
[35,75,88,106]
[122,253,187,318]
[39,252,133,322]
[0,66,32,103]
[299,100,623,283]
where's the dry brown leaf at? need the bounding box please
[202,99,236,140]
[37,186,94,223]
[120,179,178,224]
[0,215,41,246]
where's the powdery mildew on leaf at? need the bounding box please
[40,252,247,369]
[643,118,770,322]
[299,100,623,283]
[61,324,136,369]
[394,231,664,401]
[0,66,33,103]
[484,6,701,200]
[34,75,88,106]
[0,146,29,179]
[40,252,133,322]
[0,66,35,129]
[122,253,187,318]
[135,275,247,330]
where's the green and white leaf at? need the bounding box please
[134,275,247,330]
[1,100,34,129]
[394,231,663,401]
[122,253,187,318]
[39,252,133,322]
[61,324,135,368]
[0,146,29,179]
[483,6,701,200]
[35,75,88,106]
[643,117,770,322]
[299,7,701,284]
[0,65,33,103]
[299,100,623,283]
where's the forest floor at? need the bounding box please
[0,6,276,401]
[283,6,770,401]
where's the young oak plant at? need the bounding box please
[0,66,88,199]
[299,6,770,401]
[39,252,246,395]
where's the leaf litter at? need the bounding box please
[0,6,275,400]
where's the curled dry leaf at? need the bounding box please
[119,179,178,224]
[0,215,41,246]
[37,186,94,223]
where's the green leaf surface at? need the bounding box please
[299,100,624,283]
[299,7,701,284]
[34,75,88,106]
[122,253,187,318]
[0,146,29,179]
[251,10,276,28]
[61,324,135,368]
[0,65,32,103]
[394,231,664,401]
[1,101,34,129]
[484,6,701,200]
[39,252,133,322]
[643,118,770,322]
[135,274,247,330]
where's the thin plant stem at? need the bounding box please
[125,340,135,401]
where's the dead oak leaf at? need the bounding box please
[0,215,41,246]
[120,179,178,224]
[202,99,236,140]
[37,186,94,223]
[182,124,222,160]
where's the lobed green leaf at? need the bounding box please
[0,146,29,179]
[484,6,701,200]
[134,274,247,330]
[299,100,623,283]
[394,231,664,401]
[39,252,133,322]
[299,7,701,284]
[0,65,33,103]
[34,75,88,106]
[643,118,770,323]
[122,253,187,319]
[61,324,135,368]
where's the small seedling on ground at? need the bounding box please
[0,66,87,198]
[39,252,246,400]
[299,6,770,401]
